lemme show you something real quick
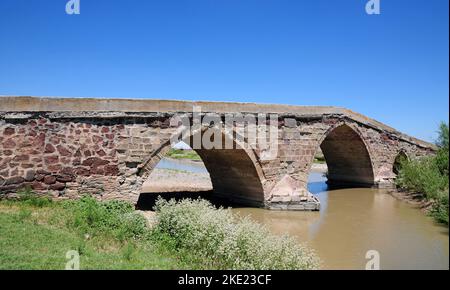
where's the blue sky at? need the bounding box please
[0,0,448,141]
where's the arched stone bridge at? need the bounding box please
[0,97,436,210]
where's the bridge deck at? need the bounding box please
[0,96,435,149]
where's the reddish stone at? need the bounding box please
[33,133,46,147]
[47,164,62,172]
[92,135,103,143]
[104,165,119,176]
[75,167,90,176]
[83,150,91,157]
[49,182,66,191]
[4,127,15,135]
[18,128,25,134]
[38,118,47,124]
[74,149,82,157]
[35,174,44,181]
[5,176,24,185]
[61,167,74,175]
[31,157,42,163]
[45,144,56,153]
[101,127,110,133]
[75,129,81,134]
[0,157,12,170]
[96,149,106,156]
[37,169,50,175]
[28,120,37,127]
[31,181,47,191]
[56,175,73,182]
[44,155,59,164]
[57,145,72,156]
[44,175,57,184]
[72,158,81,166]
[26,149,41,155]
[20,164,34,169]
[27,130,37,137]
[105,134,114,140]
[3,150,13,156]
[0,170,9,178]
[90,167,104,175]
[82,157,109,167]
[13,155,30,162]
[2,139,16,149]
[0,184,21,192]
[49,136,60,145]
[10,168,18,176]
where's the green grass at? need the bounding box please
[0,192,319,269]
[166,149,202,161]
[0,194,191,270]
[313,157,326,164]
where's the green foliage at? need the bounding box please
[396,122,449,225]
[66,196,148,241]
[166,148,202,160]
[436,122,449,150]
[17,187,53,208]
[396,157,448,198]
[0,210,187,269]
[121,242,136,261]
[153,198,320,270]
[430,191,449,225]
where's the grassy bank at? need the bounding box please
[0,191,319,269]
[166,149,202,161]
[0,192,189,269]
[396,122,449,225]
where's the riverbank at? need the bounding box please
[0,194,319,270]
[386,189,433,211]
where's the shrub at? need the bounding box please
[395,122,449,225]
[153,198,320,270]
[67,196,148,241]
[396,156,448,199]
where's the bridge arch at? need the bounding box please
[312,123,375,186]
[392,150,409,175]
[137,128,267,207]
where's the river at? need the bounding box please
[153,158,449,270]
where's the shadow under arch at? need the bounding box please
[314,123,375,187]
[136,128,266,208]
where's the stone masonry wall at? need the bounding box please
[0,111,435,209]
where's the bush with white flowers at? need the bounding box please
[153,198,320,270]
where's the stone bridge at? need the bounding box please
[0,97,435,210]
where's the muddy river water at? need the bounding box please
[232,172,449,269]
[154,159,449,269]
